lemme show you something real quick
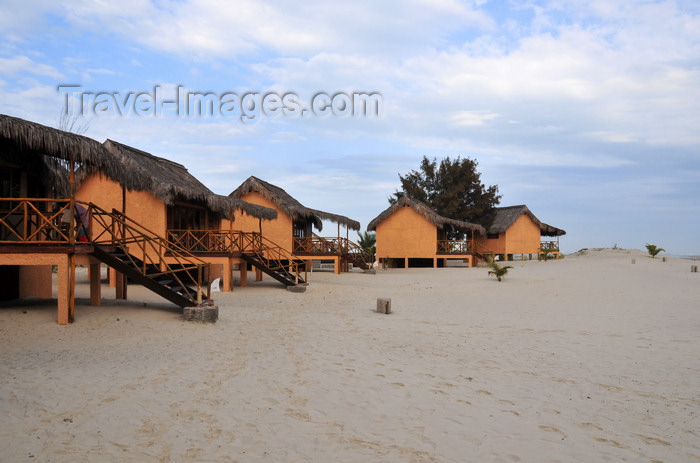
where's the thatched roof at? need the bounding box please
[86,140,276,220]
[483,205,566,236]
[0,114,122,182]
[539,222,567,237]
[367,195,486,234]
[0,114,275,220]
[229,176,360,231]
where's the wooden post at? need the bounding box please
[68,254,76,322]
[89,262,101,306]
[240,263,248,287]
[115,271,127,300]
[223,260,232,291]
[57,256,70,325]
[68,156,76,245]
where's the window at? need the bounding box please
[167,202,219,230]
[292,220,310,238]
[487,233,499,240]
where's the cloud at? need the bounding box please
[0,55,63,78]
[57,0,492,60]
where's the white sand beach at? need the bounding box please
[1,248,699,462]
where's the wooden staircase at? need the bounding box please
[92,246,200,307]
[471,241,494,264]
[340,239,374,270]
[241,235,306,287]
[87,204,210,307]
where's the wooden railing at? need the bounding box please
[436,239,476,254]
[293,236,341,254]
[252,235,307,285]
[0,198,77,243]
[540,240,560,251]
[167,229,306,284]
[0,198,210,305]
[167,229,261,254]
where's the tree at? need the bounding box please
[645,243,665,258]
[488,259,513,282]
[357,231,376,256]
[58,108,90,135]
[391,156,501,235]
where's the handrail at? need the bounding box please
[0,198,75,243]
[293,236,374,268]
[293,236,340,254]
[540,240,560,251]
[167,229,261,254]
[89,204,210,304]
[470,239,494,259]
[254,235,306,284]
[0,198,210,305]
[437,239,474,254]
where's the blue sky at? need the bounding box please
[2,0,699,254]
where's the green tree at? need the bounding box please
[391,156,501,236]
[488,259,513,282]
[645,243,666,258]
[357,231,376,256]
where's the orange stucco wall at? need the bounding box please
[477,214,541,255]
[375,206,437,259]
[77,173,166,262]
[224,192,294,250]
[77,173,166,236]
[19,265,53,298]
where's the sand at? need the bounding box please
[1,249,699,462]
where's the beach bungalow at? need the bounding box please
[367,195,486,268]
[0,114,214,324]
[227,176,370,273]
[75,140,308,292]
[475,205,566,260]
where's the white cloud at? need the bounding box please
[0,55,63,78]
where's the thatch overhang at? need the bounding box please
[540,222,566,237]
[89,140,276,220]
[229,176,360,231]
[367,195,486,234]
[482,205,566,236]
[0,114,122,187]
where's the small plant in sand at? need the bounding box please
[539,247,556,261]
[645,244,666,258]
[488,258,513,282]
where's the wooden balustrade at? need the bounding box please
[0,198,76,244]
[436,240,473,254]
[1,198,210,304]
[540,240,560,251]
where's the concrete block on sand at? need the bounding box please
[183,305,219,323]
[287,285,307,293]
[376,297,392,314]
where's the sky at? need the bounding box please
[1,0,699,255]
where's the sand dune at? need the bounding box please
[1,249,699,462]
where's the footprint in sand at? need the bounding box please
[539,425,566,438]
[634,434,671,446]
[579,422,603,431]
